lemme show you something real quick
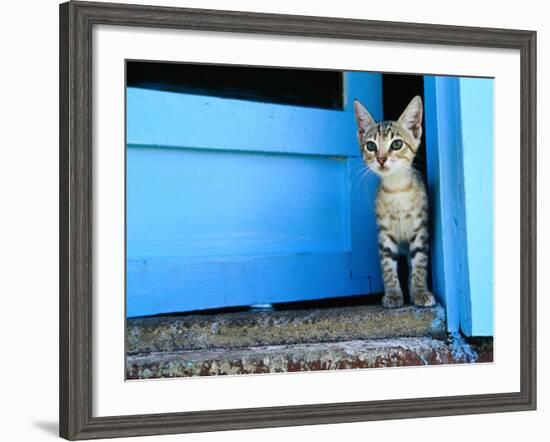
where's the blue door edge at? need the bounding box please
[424,76,471,335]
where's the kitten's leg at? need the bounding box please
[378,231,404,308]
[409,226,436,307]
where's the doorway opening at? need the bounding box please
[382,73,428,304]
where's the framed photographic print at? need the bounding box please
[59,0,536,439]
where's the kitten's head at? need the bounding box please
[353,96,423,177]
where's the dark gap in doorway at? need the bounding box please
[382,73,431,300]
[126,60,344,109]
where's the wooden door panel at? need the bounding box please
[126,72,383,316]
[127,147,350,260]
[127,252,373,317]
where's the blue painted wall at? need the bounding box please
[459,78,494,336]
[126,73,383,317]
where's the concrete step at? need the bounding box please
[126,335,487,379]
[127,304,446,354]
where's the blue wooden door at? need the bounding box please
[126,72,383,317]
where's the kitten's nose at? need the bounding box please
[377,156,387,166]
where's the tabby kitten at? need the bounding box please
[353,96,435,309]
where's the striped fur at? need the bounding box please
[354,96,435,308]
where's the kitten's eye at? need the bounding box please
[365,141,377,152]
[390,139,403,150]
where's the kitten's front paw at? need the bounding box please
[381,291,404,309]
[413,290,436,308]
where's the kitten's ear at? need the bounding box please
[354,99,375,135]
[398,95,423,140]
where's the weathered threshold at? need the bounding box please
[126,304,492,380]
[127,304,446,353]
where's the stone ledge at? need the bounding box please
[127,304,446,353]
[126,335,483,379]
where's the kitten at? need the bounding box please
[353,96,435,309]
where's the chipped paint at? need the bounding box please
[447,332,478,362]
[126,336,490,380]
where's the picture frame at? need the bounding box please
[59,0,537,439]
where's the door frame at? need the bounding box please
[424,75,494,336]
